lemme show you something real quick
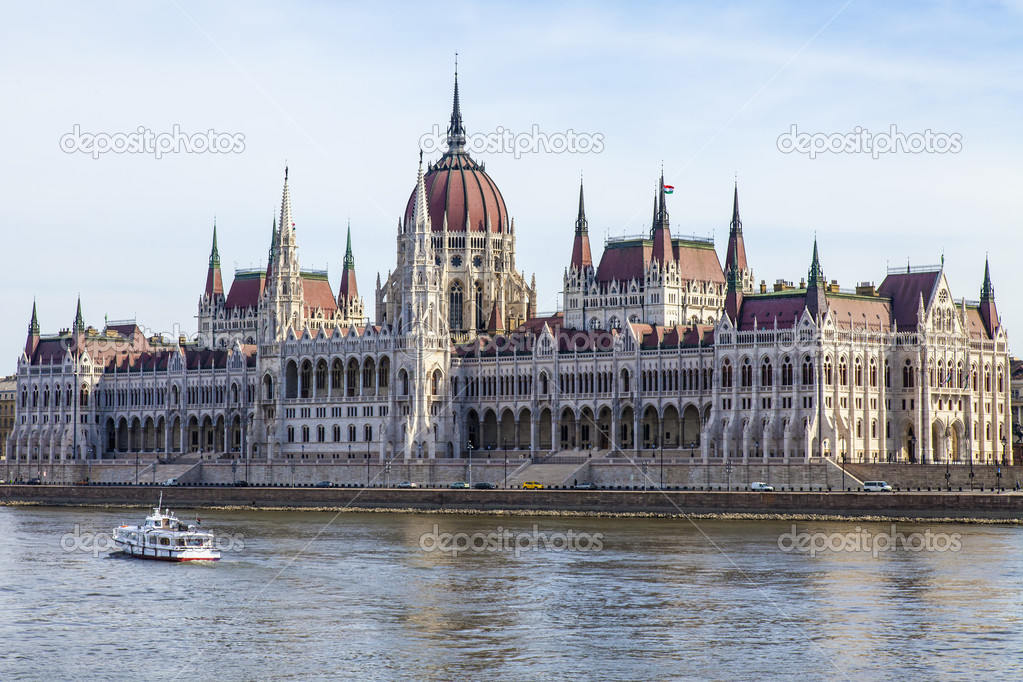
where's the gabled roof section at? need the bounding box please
[877,268,941,331]
[225,270,267,310]
[301,271,338,316]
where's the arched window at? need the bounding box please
[301,426,310,442]
[781,357,793,386]
[903,360,914,388]
[802,357,813,386]
[317,425,325,442]
[760,358,773,387]
[740,358,753,388]
[824,357,833,385]
[869,360,877,388]
[854,359,862,387]
[474,281,485,331]
[449,281,464,331]
[721,360,733,389]
[364,425,373,441]
[838,357,848,386]
[348,425,357,442]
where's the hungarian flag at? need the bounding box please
[663,185,674,194]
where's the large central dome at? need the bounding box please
[403,73,508,233]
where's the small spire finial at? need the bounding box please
[447,59,466,153]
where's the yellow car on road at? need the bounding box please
[522,481,544,490]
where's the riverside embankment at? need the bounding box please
[3,484,1023,520]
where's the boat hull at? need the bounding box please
[116,540,220,562]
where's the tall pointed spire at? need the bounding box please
[724,182,750,291]
[981,256,994,301]
[209,220,221,268]
[410,150,431,231]
[446,56,466,154]
[651,171,672,264]
[808,237,825,287]
[338,221,359,304]
[279,166,294,235]
[265,216,277,280]
[575,178,587,234]
[570,177,593,270]
[29,299,39,336]
[979,256,999,335]
[25,300,40,359]
[205,220,224,298]
[344,221,355,270]
[805,237,828,321]
[73,296,85,333]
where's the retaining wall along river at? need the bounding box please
[3,484,1022,519]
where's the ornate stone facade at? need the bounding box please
[6,73,1013,473]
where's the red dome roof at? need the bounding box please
[403,151,508,233]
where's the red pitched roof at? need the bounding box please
[877,271,940,331]
[964,307,994,341]
[225,271,266,310]
[594,238,724,285]
[301,274,338,316]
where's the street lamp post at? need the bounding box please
[135,449,139,485]
[467,442,473,487]
[968,441,974,491]
[909,435,917,465]
[724,459,732,491]
[503,439,508,489]
[841,451,846,491]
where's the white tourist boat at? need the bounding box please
[113,495,220,561]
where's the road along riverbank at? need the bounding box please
[3,485,1022,521]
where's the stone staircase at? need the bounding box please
[135,461,202,485]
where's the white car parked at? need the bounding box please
[750,481,775,492]
[863,481,893,492]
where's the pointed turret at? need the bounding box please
[410,150,431,231]
[204,221,224,298]
[25,300,40,359]
[724,183,748,276]
[73,296,85,333]
[979,257,1000,335]
[570,178,593,270]
[280,166,294,236]
[651,171,673,264]
[805,238,828,321]
[447,59,466,153]
[724,233,744,323]
[338,222,359,303]
[265,217,277,280]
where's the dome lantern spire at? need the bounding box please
[446,55,466,153]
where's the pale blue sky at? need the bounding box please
[2,0,1021,367]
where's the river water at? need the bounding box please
[0,505,1021,681]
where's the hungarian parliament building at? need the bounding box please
[7,75,1013,469]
